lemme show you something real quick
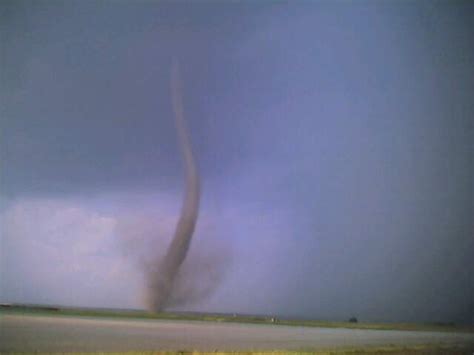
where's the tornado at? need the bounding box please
[146,60,200,311]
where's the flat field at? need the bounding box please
[1,307,474,354]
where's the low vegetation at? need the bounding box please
[1,304,472,334]
[3,344,474,355]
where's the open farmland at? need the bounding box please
[1,308,473,353]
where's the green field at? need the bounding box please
[2,344,474,355]
[1,304,472,334]
[2,305,474,354]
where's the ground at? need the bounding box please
[1,307,473,354]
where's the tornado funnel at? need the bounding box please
[146,60,200,311]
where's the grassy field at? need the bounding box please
[2,344,474,355]
[1,304,472,334]
[2,305,474,354]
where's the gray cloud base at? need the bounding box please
[1,0,473,324]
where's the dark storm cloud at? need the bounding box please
[0,0,265,196]
[1,0,473,323]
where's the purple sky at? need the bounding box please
[1,0,473,324]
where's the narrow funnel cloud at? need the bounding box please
[146,60,201,311]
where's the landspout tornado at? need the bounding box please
[147,60,200,311]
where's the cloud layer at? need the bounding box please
[0,197,230,310]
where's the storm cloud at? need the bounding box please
[1,0,473,324]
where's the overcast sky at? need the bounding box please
[1,0,473,324]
